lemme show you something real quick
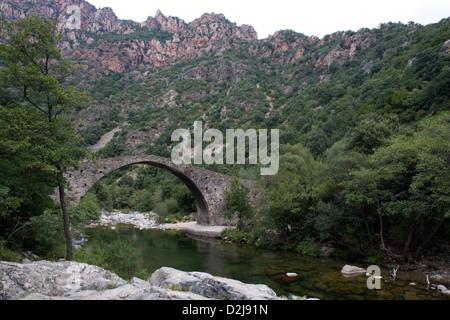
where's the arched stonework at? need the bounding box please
[57,155,254,226]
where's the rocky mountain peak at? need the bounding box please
[155,9,165,23]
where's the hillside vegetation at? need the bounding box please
[0,1,449,265]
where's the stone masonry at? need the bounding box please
[55,155,254,226]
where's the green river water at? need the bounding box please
[83,224,449,300]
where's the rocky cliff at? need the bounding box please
[0,0,380,80]
[0,0,258,77]
[1,0,448,159]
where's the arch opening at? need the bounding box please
[78,160,210,225]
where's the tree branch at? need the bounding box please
[23,85,47,115]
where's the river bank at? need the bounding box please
[83,210,231,240]
[80,211,450,297]
[85,210,197,231]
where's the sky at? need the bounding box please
[87,0,450,39]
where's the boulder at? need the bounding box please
[1,261,283,300]
[437,285,450,295]
[192,276,279,300]
[319,246,335,257]
[0,260,126,300]
[341,265,367,277]
[150,267,280,300]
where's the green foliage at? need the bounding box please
[154,198,179,223]
[258,144,318,244]
[1,15,449,264]
[0,246,22,262]
[221,228,252,243]
[0,16,91,260]
[294,238,320,257]
[0,185,21,219]
[88,165,197,220]
[347,114,401,154]
[224,177,254,231]
[0,16,90,121]
[234,112,449,259]
[69,193,102,229]
[23,211,65,258]
[75,240,149,280]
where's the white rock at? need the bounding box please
[437,285,450,295]
[150,267,280,300]
[341,265,367,277]
[286,273,298,277]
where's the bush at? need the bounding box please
[23,211,65,258]
[295,238,320,257]
[69,193,102,228]
[221,228,251,242]
[223,178,253,232]
[75,240,149,280]
[153,198,179,223]
[0,247,22,262]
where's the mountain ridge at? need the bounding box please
[1,0,449,161]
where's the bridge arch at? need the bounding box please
[58,155,253,226]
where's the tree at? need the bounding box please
[347,114,400,154]
[224,177,253,231]
[0,16,90,260]
[301,125,330,157]
[259,144,319,244]
[343,112,450,259]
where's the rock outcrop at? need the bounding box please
[150,267,279,300]
[0,0,258,77]
[0,261,282,300]
[0,0,383,81]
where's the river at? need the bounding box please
[83,223,449,300]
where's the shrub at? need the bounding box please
[23,211,65,258]
[69,193,102,228]
[295,238,320,257]
[154,198,179,223]
[75,240,149,280]
[0,247,22,262]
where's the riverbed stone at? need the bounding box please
[437,285,450,295]
[341,265,367,277]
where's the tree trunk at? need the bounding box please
[362,212,374,249]
[403,218,417,261]
[414,217,446,258]
[58,174,73,261]
[376,197,386,251]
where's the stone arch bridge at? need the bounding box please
[57,155,254,226]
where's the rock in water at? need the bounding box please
[341,265,367,277]
[286,273,298,277]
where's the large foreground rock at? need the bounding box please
[0,261,281,300]
[150,267,279,300]
[0,260,126,300]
